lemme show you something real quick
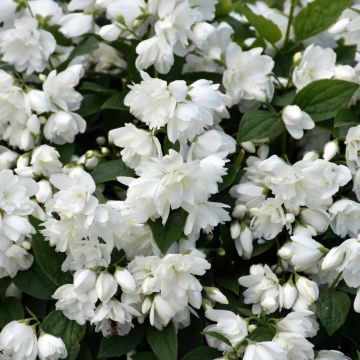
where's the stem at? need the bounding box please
[283,0,297,49]
[25,307,40,324]
[330,271,343,290]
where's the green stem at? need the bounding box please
[283,0,297,49]
[330,271,343,290]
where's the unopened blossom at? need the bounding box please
[37,333,67,360]
[282,105,315,140]
[243,341,288,360]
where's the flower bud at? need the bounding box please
[36,180,53,204]
[278,245,293,260]
[241,141,256,153]
[204,287,229,304]
[261,296,276,311]
[293,52,302,65]
[232,204,246,219]
[38,333,68,360]
[302,151,319,161]
[323,140,339,161]
[235,224,253,259]
[296,276,319,304]
[73,269,96,293]
[281,281,298,309]
[114,267,136,293]
[5,283,22,298]
[230,221,241,239]
[257,144,269,159]
[27,89,50,114]
[248,324,257,333]
[95,272,118,303]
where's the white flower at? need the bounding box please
[27,89,50,114]
[233,223,254,259]
[0,0,17,22]
[277,311,319,337]
[44,111,86,145]
[204,309,248,352]
[292,44,336,90]
[0,17,56,75]
[274,332,314,360]
[43,65,84,112]
[59,13,94,38]
[280,281,298,310]
[31,145,62,176]
[223,42,274,104]
[243,341,288,360]
[114,267,136,293]
[296,276,319,304]
[250,198,286,240]
[345,125,360,172]
[0,321,38,360]
[38,333,67,360]
[73,269,97,293]
[124,72,176,129]
[0,146,17,170]
[96,272,118,303]
[282,105,315,140]
[109,123,162,169]
[284,235,325,273]
[316,350,351,360]
[239,264,281,314]
[329,199,360,238]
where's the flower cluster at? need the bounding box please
[0,0,360,359]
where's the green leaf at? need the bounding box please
[0,297,24,328]
[0,277,11,293]
[91,159,135,184]
[55,143,75,164]
[293,79,359,122]
[237,110,284,144]
[58,36,99,71]
[181,346,221,360]
[133,352,159,360]
[101,92,127,111]
[252,239,275,257]
[98,326,145,358]
[147,322,178,360]
[235,4,282,44]
[217,276,239,296]
[80,81,117,95]
[219,164,240,192]
[203,331,232,347]
[247,327,276,342]
[14,262,57,300]
[31,219,72,286]
[148,208,188,254]
[78,93,108,117]
[294,0,351,40]
[334,108,359,128]
[316,289,351,336]
[41,311,86,360]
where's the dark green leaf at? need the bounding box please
[235,4,282,44]
[80,82,117,95]
[182,346,221,360]
[273,91,296,107]
[101,92,127,111]
[41,311,86,360]
[247,327,276,342]
[147,322,178,360]
[78,93,108,117]
[14,262,57,300]
[294,0,351,40]
[98,325,145,358]
[55,143,75,164]
[252,240,275,257]
[293,79,359,122]
[219,164,240,192]
[133,352,159,360]
[335,45,357,66]
[0,277,11,293]
[0,297,24,328]
[217,276,239,296]
[148,208,188,254]
[316,289,351,336]
[237,110,284,144]
[91,159,135,184]
[334,108,359,128]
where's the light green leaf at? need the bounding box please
[91,159,135,184]
[237,110,284,144]
[41,311,86,360]
[98,326,145,358]
[148,208,188,254]
[235,4,282,44]
[316,289,351,336]
[0,297,24,328]
[147,322,178,360]
[293,79,359,122]
[294,0,351,40]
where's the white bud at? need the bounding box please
[302,151,319,161]
[204,287,229,304]
[99,24,121,41]
[278,246,293,260]
[22,241,32,251]
[257,144,269,159]
[241,141,256,153]
[232,204,246,219]
[5,283,22,298]
[323,140,339,161]
[38,333,67,360]
[248,324,257,333]
[17,154,30,168]
[85,157,99,170]
[261,296,276,310]
[96,136,106,146]
[36,180,53,204]
[230,221,241,239]
[114,268,136,293]
[95,272,118,303]
[235,225,253,259]
[293,52,302,65]
[281,282,298,309]
[27,89,50,114]
[296,276,319,304]
[285,213,295,223]
[73,269,96,293]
